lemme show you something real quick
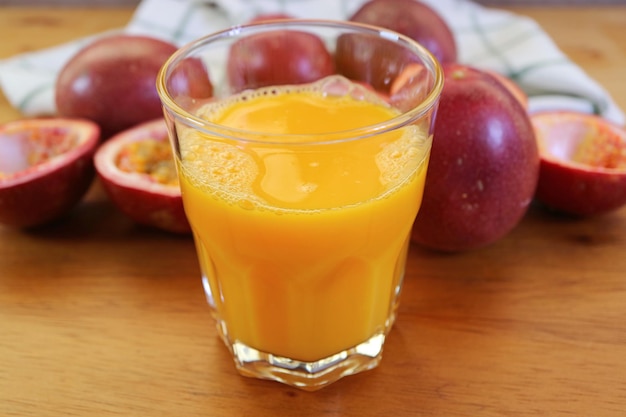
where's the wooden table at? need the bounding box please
[1,5,626,416]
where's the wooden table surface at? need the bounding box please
[1,5,626,417]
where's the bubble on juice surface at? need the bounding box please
[376,127,430,187]
[298,182,318,194]
[237,198,256,210]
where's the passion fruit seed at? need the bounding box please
[116,139,178,186]
[26,127,78,166]
[572,120,626,169]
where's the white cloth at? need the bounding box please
[0,0,623,125]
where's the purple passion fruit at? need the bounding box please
[55,34,180,139]
[411,64,540,252]
[227,29,334,92]
[349,0,457,64]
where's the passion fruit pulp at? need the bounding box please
[0,118,100,228]
[532,111,626,216]
[94,118,191,234]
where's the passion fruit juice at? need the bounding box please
[177,80,431,362]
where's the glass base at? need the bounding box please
[202,264,403,391]
[201,273,397,391]
[219,324,385,391]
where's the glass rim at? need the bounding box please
[156,18,444,145]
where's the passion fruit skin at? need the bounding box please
[349,0,458,64]
[166,57,214,100]
[0,118,100,228]
[532,111,626,216]
[411,64,540,252]
[484,70,528,110]
[94,118,191,234]
[55,34,178,139]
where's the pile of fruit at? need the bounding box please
[1,0,625,252]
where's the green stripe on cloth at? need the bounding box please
[17,82,54,114]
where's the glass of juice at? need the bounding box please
[157,19,443,391]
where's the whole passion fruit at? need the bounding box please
[411,64,540,252]
[335,31,420,93]
[0,117,100,228]
[94,118,191,234]
[532,111,626,216]
[55,34,180,139]
[227,29,334,92]
[348,0,457,64]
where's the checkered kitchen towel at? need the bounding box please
[0,0,623,125]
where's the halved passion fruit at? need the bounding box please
[532,111,626,216]
[94,118,191,234]
[0,117,100,228]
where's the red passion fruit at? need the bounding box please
[348,0,458,64]
[167,56,214,100]
[94,118,191,234]
[532,111,626,216]
[411,64,540,252]
[55,34,179,139]
[334,31,420,93]
[335,0,456,94]
[226,28,334,92]
[0,117,100,228]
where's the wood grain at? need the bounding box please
[1,5,626,417]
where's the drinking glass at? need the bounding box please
[157,19,443,391]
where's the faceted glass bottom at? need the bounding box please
[201,273,399,391]
[219,322,385,391]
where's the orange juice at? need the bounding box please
[177,79,430,362]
